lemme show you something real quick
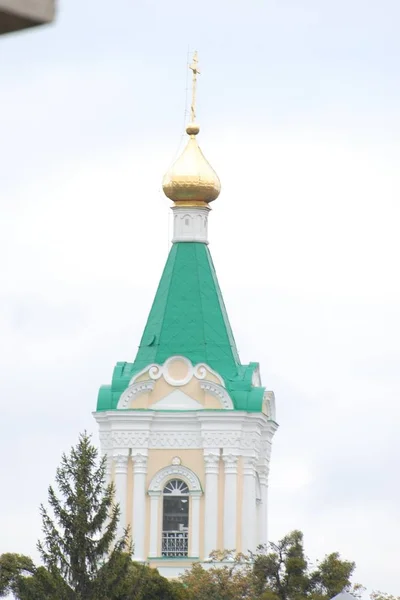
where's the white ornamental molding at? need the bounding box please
[99,431,112,450]
[200,382,234,409]
[222,453,239,474]
[243,456,257,476]
[263,390,276,421]
[202,431,241,448]
[252,366,262,387]
[130,356,225,388]
[148,465,202,493]
[204,453,220,475]
[111,431,150,449]
[132,452,148,474]
[118,381,155,409]
[113,453,129,474]
[149,431,202,449]
[105,454,113,478]
[100,430,202,451]
[240,431,261,451]
[258,466,270,485]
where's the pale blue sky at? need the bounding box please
[1,0,400,595]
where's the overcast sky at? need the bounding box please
[1,0,399,595]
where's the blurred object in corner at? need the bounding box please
[0,0,55,35]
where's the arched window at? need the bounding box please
[162,479,189,557]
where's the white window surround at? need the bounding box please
[148,464,202,493]
[148,465,202,559]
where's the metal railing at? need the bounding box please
[161,530,188,557]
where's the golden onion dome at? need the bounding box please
[162,123,221,207]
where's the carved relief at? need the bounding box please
[149,431,202,448]
[202,431,241,448]
[130,356,225,388]
[200,382,234,409]
[204,453,220,475]
[118,381,154,409]
[113,453,129,474]
[99,428,266,456]
[114,432,149,448]
[222,453,238,474]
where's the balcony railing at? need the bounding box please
[162,530,188,557]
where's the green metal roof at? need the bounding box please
[97,242,265,412]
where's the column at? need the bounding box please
[148,491,161,557]
[222,453,238,550]
[113,453,129,539]
[258,467,269,546]
[190,491,202,557]
[132,453,148,561]
[241,457,257,554]
[203,453,220,557]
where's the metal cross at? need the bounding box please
[189,51,200,123]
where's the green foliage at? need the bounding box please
[370,593,400,600]
[180,530,361,600]
[111,560,185,600]
[253,530,309,600]
[0,554,35,597]
[36,431,131,599]
[0,555,183,600]
[308,552,356,600]
[0,432,363,600]
[0,432,183,600]
[179,560,255,600]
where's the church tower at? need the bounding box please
[94,53,278,577]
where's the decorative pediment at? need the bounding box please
[151,390,204,411]
[132,356,225,387]
[117,356,234,410]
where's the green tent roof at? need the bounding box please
[97,242,265,412]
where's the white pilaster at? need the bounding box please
[222,453,238,550]
[113,453,129,539]
[172,205,209,244]
[148,491,161,557]
[190,491,201,557]
[132,452,148,561]
[203,452,220,557]
[258,468,269,546]
[105,453,113,487]
[241,457,257,553]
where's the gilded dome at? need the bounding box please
[162,124,221,207]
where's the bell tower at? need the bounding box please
[94,53,278,577]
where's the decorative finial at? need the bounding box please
[162,51,221,207]
[187,51,200,135]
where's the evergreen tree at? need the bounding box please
[36,432,131,599]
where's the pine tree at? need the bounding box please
[37,432,131,600]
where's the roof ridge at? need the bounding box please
[156,243,178,355]
[194,243,208,356]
